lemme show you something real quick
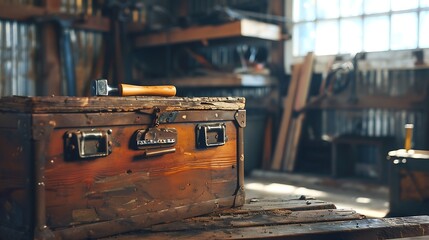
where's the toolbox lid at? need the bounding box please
[0,96,245,113]
[388,149,429,160]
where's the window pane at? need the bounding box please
[316,0,339,19]
[420,11,429,48]
[340,0,363,17]
[363,16,389,51]
[340,18,362,54]
[315,20,338,55]
[293,0,316,21]
[391,0,418,11]
[364,0,389,14]
[391,13,417,50]
[293,22,316,56]
[420,0,429,7]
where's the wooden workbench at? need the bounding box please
[106,196,429,239]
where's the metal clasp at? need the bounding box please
[196,123,227,148]
[134,128,177,150]
[65,129,112,160]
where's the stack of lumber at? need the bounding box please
[271,52,315,171]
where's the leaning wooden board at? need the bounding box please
[108,197,429,240]
[0,96,246,240]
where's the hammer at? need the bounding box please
[91,79,176,96]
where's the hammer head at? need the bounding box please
[91,79,116,96]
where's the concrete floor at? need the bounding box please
[245,170,390,218]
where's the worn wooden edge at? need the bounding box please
[175,197,336,215]
[112,216,429,240]
[0,96,246,113]
[53,195,241,239]
[105,196,344,237]
[145,209,364,232]
[218,200,337,214]
[389,236,429,240]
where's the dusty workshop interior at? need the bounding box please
[1,0,429,239]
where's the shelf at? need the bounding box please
[305,94,428,110]
[134,19,282,48]
[142,73,277,88]
[0,3,109,32]
[0,4,285,39]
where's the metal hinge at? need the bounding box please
[234,110,246,128]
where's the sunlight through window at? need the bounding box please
[292,0,429,56]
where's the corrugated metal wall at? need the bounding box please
[320,68,429,148]
[0,2,37,96]
[0,0,103,97]
[321,109,426,148]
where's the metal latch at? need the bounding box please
[196,123,227,148]
[133,128,177,158]
[65,129,112,160]
[134,128,177,149]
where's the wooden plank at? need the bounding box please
[271,64,302,170]
[35,1,62,96]
[261,115,273,170]
[224,199,336,213]
[134,19,281,48]
[293,53,315,112]
[147,209,364,232]
[114,216,429,240]
[283,114,305,171]
[283,52,315,172]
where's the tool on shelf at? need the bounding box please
[91,79,176,96]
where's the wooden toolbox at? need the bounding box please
[0,96,246,239]
[387,149,429,217]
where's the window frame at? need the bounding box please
[291,0,429,57]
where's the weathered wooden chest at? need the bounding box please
[388,149,429,217]
[0,96,246,239]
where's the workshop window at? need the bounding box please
[292,0,429,56]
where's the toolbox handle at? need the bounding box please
[65,129,112,160]
[196,123,227,148]
[145,147,176,157]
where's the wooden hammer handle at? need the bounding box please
[119,84,176,97]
